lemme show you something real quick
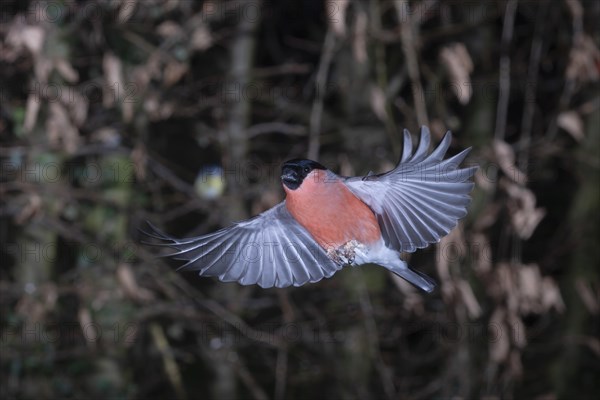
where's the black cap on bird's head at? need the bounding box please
[281,159,326,190]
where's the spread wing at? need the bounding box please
[143,202,342,288]
[344,126,477,253]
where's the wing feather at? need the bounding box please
[400,129,413,163]
[145,202,342,288]
[408,126,431,163]
[345,126,476,253]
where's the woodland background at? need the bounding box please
[1,1,599,399]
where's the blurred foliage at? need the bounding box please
[1,0,599,399]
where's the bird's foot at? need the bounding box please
[327,240,365,265]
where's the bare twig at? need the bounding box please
[274,348,289,400]
[150,322,188,400]
[519,1,548,173]
[411,0,439,25]
[371,0,401,155]
[494,0,519,141]
[140,266,284,349]
[358,273,397,399]
[514,2,548,264]
[233,352,269,400]
[146,155,195,197]
[545,0,585,139]
[226,6,260,169]
[395,1,428,126]
[308,28,337,160]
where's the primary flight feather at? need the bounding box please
[145,126,477,292]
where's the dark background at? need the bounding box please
[1,1,599,399]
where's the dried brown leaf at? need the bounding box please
[15,193,42,224]
[575,278,598,314]
[369,85,387,122]
[131,65,151,92]
[103,52,124,108]
[118,0,137,24]
[435,239,455,301]
[512,207,545,240]
[474,166,494,192]
[507,312,527,348]
[493,263,519,311]
[541,277,565,313]
[144,93,160,117]
[557,111,585,142]
[191,23,213,51]
[496,263,513,293]
[68,90,89,127]
[565,0,583,18]
[78,307,96,348]
[457,279,482,318]
[493,140,527,185]
[23,94,41,133]
[18,25,45,56]
[34,56,53,83]
[327,0,349,37]
[435,239,450,281]
[444,224,467,259]
[123,99,134,124]
[501,179,545,239]
[489,308,510,363]
[436,225,468,299]
[509,349,523,378]
[439,43,474,105]
[471,233,492,275]
[473,203,501,231]
[46,102,80,153]
[518,264,542,314]
[164,61,189,88]
[55,58,79,83]
[41,283,58,308]
[117,263,154,303]
[131,144,147,181]
[566,35,600,83]
[157,20,183,38]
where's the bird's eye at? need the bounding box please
[303,167,310,173]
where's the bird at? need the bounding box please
[194,164,225,200]
[144,126,477,292]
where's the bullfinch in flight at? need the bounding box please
[145,126,477,292]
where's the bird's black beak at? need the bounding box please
[281,168,300,189]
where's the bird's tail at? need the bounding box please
[387,261,437,293]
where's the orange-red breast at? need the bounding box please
[145,126,477,292]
